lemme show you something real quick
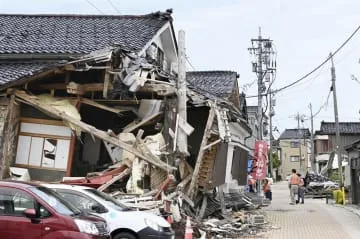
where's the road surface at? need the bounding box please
[262,181,360,239]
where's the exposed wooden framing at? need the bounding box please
[14,90,175,172]
[30,83,67,91]
[66,99,81,177]
[201,139,221,151]
[20,117,65,126]
[67,82,106,95]
[15,163,67,172]
[187,106,216,199]
[153,174,175,200]
[18,132,71,140]
[103,66,112,98]
[97,168,131,192]
[0,95,19,178]
[80,98,126,114]
[66,132,76,177]
[0,68,64,91]
[177,173,192,191]
[138,84,176,96]
[199,195,208,219]
[122,112,163,133]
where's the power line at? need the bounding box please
[107,0,121,14]
[246,24,360,98]
[185,55,196,71]
[85,0,105,14]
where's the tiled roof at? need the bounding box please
[186,71,238,99]
[0,11,171,54]
[317,122,360,135]
[279,128,311,140]
[0,61,62,85]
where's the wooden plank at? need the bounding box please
[14,90,175,172]
[20,117,65,126]
[122,112,163,133]
[19,132,71,140]
[97,168,131,192]
[187,107,216,198]
[80,98,125,114]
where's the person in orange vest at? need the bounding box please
[289,169,300,205]
[297,173,305,204]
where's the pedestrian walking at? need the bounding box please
[288,169,300,205]
[263,178,272,201]
[297,173,305,204]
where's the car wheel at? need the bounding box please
[113,232,137,239]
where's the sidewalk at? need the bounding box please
[262,181,360,239]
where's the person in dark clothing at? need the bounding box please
[297,173,305,204]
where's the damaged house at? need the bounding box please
[0,10,251,209]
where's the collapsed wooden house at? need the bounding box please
[0,10,252,201]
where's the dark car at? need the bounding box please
[0,180,109,239]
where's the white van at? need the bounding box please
[43,184,174,239]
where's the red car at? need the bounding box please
[0,180,109,239]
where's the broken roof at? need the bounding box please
[0,61,63,85]
[279,128,311,140]
[316,122,360,135]
[186,71,238,99]
[0,11,172,55]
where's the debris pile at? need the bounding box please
[305,172,339,198]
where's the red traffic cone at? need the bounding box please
[184,216,193,239]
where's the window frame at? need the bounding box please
[0,187,38,218]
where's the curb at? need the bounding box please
[331,204,360,218]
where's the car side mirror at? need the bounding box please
[24,208,37,219]
[91,205,105,213]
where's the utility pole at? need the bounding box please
[248,27,276,191]
[309,103,316,172]
[291,113,306,174]
[177,30,188,155]
[249,28,276,142]
[330,52,342,186]
[297,113,302,174]
[269,92,275,179]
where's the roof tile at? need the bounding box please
[186,71,238,99]
[279,128,311,140]
[0,13,170,54]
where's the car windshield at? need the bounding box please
[29,186,82,216]
[84,189,130,211]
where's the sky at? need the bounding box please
[1,0,360,138]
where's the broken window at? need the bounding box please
[15,121,71,171]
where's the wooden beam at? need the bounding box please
[187,106,216,199]
[138,84,176,96]
[14,90,175,172]
[67,82,106,95]
[97,168,131,192]
[103,68,112,98]
[122,112,163,133]
[80,98,126,114]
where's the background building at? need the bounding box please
[278,128,311,179]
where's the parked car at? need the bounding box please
[44,184,175,239]
[0,180,109,239]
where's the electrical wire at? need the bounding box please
[312,88,332,119]
[185,55,196,71]
[85,0,105,14]
[246,24,360,98]
[107,0,121,14]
